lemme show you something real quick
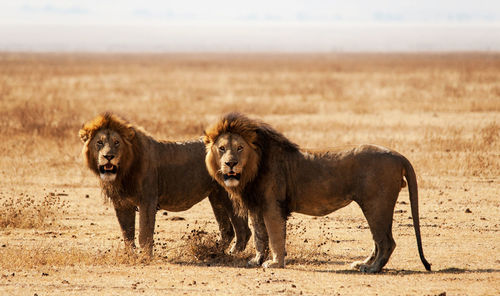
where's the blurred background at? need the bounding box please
[1,0,500,52]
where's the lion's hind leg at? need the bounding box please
[229,215,251,254]
[208,191,235,251]
[355,194,398,273]
[208,189,251,254]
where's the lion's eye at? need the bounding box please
[97,140,103,146]
[114,140,120,147]
[219,146,226,152]
[237,146,243,152]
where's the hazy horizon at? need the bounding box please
[1,1,499,52]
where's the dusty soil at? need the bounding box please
[0,53,498,295]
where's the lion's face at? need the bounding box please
[211,133,256,188]
[89,129,124,182]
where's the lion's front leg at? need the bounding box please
[247,211,269,267]
[138,202,157,258]
[138,186,158,258]
[113,201,136,252]
[262,208,286,268]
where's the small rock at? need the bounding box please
[169,216,185,221]
[42,272,49,276]
[85,194,90,198]
[465,208,472,213]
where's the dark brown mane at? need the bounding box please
[80,112,145,200]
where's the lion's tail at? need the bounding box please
[403,156,431,271]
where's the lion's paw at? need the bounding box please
[350,261,363,270]
[247,257,263,267]
[358,264,381,274]
[229,242,247,254]
[262,260,284,269]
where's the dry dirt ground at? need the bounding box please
[0,53,499,295]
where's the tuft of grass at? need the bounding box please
[0,193,69,229]
[185,229,224,261]
[163,226,251,266]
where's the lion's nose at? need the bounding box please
[104,155,115,161]
[225,161,238,169]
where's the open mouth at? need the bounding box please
[99,163,118,175]
[223,171,241,181]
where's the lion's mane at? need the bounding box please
[79,112,145,201]
[204,112,299,215]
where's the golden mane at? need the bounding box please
[203,112,299,153]
[79,112,135,143]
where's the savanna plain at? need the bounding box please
[0,53,499,295]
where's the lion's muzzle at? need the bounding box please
[99,162,118,181]
[99,163,118,174]
[222,171,241,187]
[223,171,241,181]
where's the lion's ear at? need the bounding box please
[123,126,135,141]
[79,128,90,143]
[203,130,212,145]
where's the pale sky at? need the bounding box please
[1,1,499,51]
[2,0,500,25]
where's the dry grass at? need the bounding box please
[0,53,498,295]
[0,245,143,270]
[175,228,251,266]
[0,53,498,178]
[0,193,69,229]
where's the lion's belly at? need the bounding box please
[159,195,208,212]
[158,191,208,212]
[293,195,353,216]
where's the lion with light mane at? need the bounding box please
[204,112,431,273]
[80,112,250,256]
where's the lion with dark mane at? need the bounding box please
[204,112,431,273]
[80,112,250,256]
